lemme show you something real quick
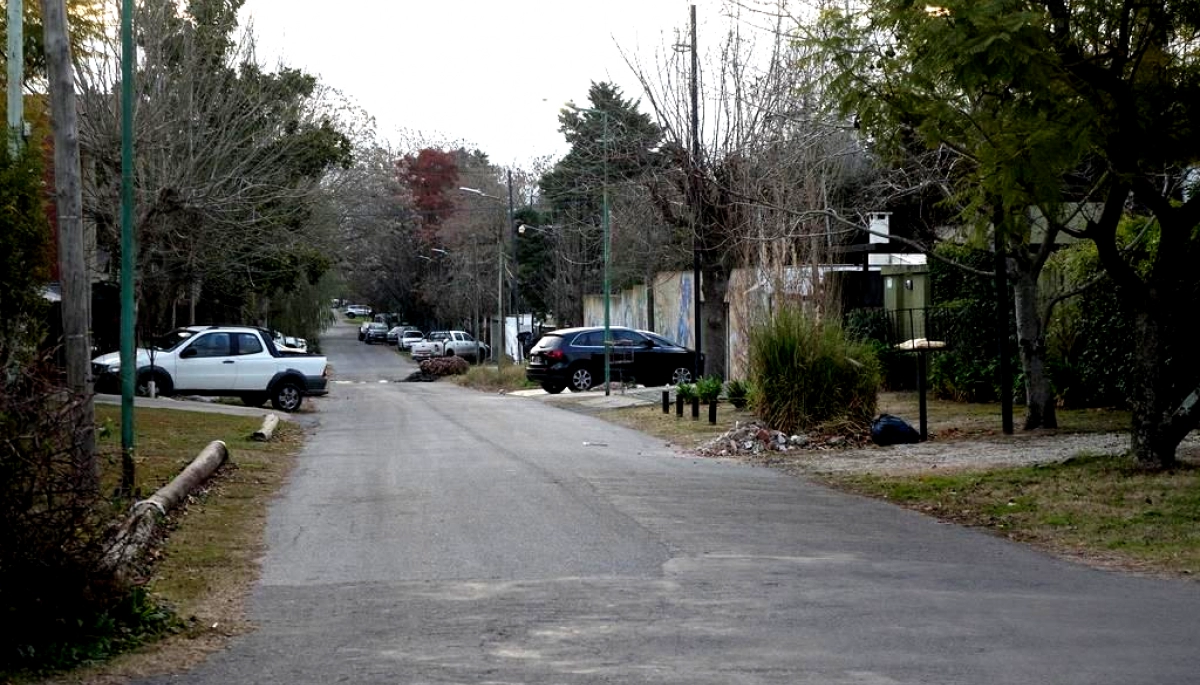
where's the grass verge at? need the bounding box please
[823,454,1200,578]
[47,406,304,683]
[589,400,759,449]
[454,362,535,392]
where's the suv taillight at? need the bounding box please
[544,350,565,362]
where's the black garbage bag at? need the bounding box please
[871,413,921,446]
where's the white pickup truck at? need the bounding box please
[409,330,490,364]
[91,325,329,411]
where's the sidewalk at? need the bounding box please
[95,393,299,421]
[510,384,664,410]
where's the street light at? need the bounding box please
[566,105,613,396]
[459,173,515,371]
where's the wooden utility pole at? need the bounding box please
[690,3,703,379]
[42,0,97,487]
[7,0,24,154]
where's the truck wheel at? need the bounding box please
[271,381,304,412]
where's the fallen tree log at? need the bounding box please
[104,440,229,578]
[253,414,280,441]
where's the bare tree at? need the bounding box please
[628,1,879,378]
[75,0,352,332]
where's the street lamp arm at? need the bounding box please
[459,186,502,201]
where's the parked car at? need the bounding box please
[363,322,389,344]
[91,325,329,411]
[388,327,424,348]
[410,330,489,363]
[525,326,702,393]
[271,330,308,353]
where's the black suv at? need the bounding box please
[525,326,702,393]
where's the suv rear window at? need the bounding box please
[532,334,564,350]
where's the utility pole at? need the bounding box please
[690,3,703,380]
[506,168,516,363]
[6,0,23,154]
[42,0,97,487]
[119,0,137,491]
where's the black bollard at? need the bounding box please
[676,395,684,417]
[662,390,670,414]
[708,400,717,425]
[691,396,699,419]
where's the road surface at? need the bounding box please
[137,320,1200,684]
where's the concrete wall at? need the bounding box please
[581,265,885,381]
[583,271,697,348]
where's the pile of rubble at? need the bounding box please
[403,356,471,382]
[697,420,871,457]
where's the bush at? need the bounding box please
[1044,236,1142,408]
[724,378,751,408]
[695,375,723,403]
[676,382,697,401]
[926,243,1015,403]
[748,306,880,435]
[845,308,911,390]
[1,359,173,676]
[419,356,471,376]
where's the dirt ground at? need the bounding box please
[695,393,1200,476]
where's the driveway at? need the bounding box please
[135,320,1200,685]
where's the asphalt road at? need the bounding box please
[138,320,1200,685]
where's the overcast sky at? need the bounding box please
[238,1,728,167]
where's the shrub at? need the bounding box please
[419,356,470,376]
[1044,236,1142,408]
[676,382,697,401]
[1,358,173,676]
[926,243,1015,403]
[845,308,912,390]
[695,375,723,403]
[748,306,880,435]
[724,378,751,408]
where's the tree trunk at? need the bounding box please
[1127,308,1193,469]
[42,0,96,489]
[1012,269,1057,429]
[700,265,729,380]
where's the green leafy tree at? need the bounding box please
[540,82,666,325]
[804,0,1102,430]
[807,0,1200,468]
[0,143,51,365]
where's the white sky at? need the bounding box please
[237,0,726,167]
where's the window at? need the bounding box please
[573,331,604,347]
[236,333,263,355]
[612,329,647,346]
[187,333,231,358]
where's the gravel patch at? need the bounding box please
[726,430,1200,476]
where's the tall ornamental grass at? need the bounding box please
[748,306,881,435]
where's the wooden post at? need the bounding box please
[42,0,96,488]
